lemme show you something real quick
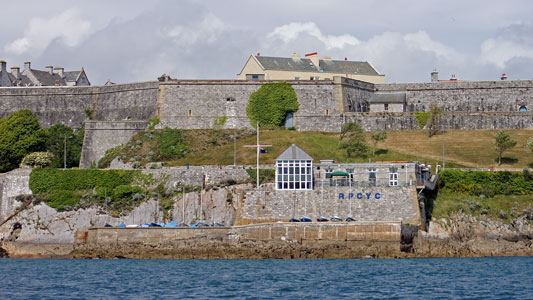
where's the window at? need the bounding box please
[325,109,330,116]
[252,75,259,80]
[188,110,193,116]
[519,106,527,111]
[389,167,398,186]
[294,77,300,80]
[275,159,313,190]
[226,97,235,102]
[384,103,389,111]
[368,168,376,186]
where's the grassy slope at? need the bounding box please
[168,129,533,170]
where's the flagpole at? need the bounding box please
[257,122,260,191]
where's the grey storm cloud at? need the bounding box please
[2,0,533,84]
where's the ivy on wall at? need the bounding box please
[246,82,299,128]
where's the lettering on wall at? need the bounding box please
[338,192,381,200]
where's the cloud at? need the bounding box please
[4,8,91,55]
[263,23,465,82]
[267,22,360,50]
[480,23,533,68]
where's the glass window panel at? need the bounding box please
[278,167,282,173]
[289,182,294,189]
[283,175,288,181]
[284,182,288,189]
[307,175,311,181]
[277,175,282,181]
[289,168,294,174]
[278,183,282,189]
[295,168,299,174]
[289,175,294,181]
[295,182,300,189]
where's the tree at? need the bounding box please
[246,82,299,128]
[21,152,54,168]
[427,104,444,137]
[494,131,517,165]
[338,122,369,160]
[371,131,387,156]
[0,110,49,172]
[46,124,84,168]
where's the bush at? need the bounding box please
[158,128,188,158]
[439,170,533,196]
[414,112,430,129]
[46,190,80,211]
[29,169,142,193]
[0,110,49,172]
[21,152,54,168]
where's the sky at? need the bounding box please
[1,0,533,85]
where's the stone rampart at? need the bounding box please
[0,81,158,128]
[80,121,148,168]
[376,80,533,113]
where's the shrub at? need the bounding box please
[246,168,276,184]
[21,152,54,168]
[414,112,430,129]
[439,170,533,196]
[0,110,49,172]
[46,190,80,211]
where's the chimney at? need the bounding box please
[305,52,319,67]
[45,65,53,75]
[24,61,31,71]
[0,60,6,73]
[11,67,20,79]
[450,74,457,81]
[291,53,301,60]
[257,52,260,56]
[501,73,507,80]
[54,67,64,78]
[431,69,439,83]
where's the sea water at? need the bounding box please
[0,257,531,299]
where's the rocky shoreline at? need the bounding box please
[2,213,531,259]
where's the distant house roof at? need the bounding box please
[30,69,66,86]
[368,92,406,104]
[64,70,81,82]
[319,60,379,76]
[254,55,380,76]
[276,144,313,161]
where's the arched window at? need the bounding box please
[519,106,527,111]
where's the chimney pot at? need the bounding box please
[345,57,347,61]
[24,61,31,70]
[291,53,301,60]
[11,67,20,80]
[501,73,507,80]
[257,52,260,56]
[0,60,6,72]
[54,67,64,78]
[431,69,439,83]
[45,65,53,75]
[450,74,457,80]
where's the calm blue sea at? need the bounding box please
[0,257,531,299]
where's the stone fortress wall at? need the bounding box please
[1,76,532,166]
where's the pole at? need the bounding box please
[256,122,260,191]
[234,133,237,167]
[63,134,67,169]
[182,187,185,224]
[442,129,446,170]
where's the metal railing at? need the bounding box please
[313,179,413,188]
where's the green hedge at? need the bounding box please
[439,169,533,196]
[29,169,142,193]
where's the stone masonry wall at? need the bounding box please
[240,183,421,225]
[80,121,148,168]
[0,81,158,128]
[376,80,533,112]
[157,80,340,131]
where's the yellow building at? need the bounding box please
[237,52,385,83]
